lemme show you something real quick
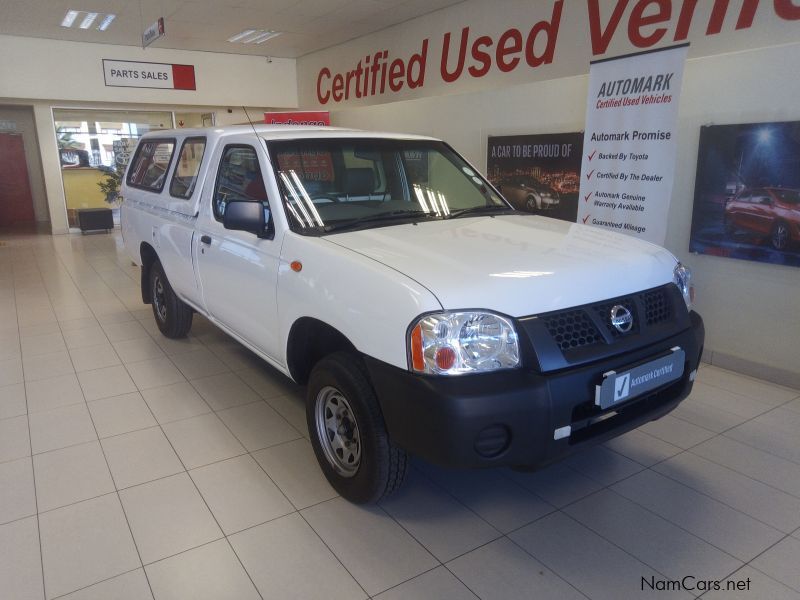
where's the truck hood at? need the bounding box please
[323,215,678,316]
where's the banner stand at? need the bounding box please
[577,43,689,245]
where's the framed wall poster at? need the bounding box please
[487,132,582,223]
[689,121,800,268]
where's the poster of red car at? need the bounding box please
[689,121,800,268]
[487,132,582,223]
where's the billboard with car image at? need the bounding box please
[487,132,582,223]
[689,121,800,268]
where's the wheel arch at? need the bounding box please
[526,193,541,210]
[139,242,158,304]
[286,317,359,384]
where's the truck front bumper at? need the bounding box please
[365,311,704,469]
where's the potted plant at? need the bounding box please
[97,165,122,204]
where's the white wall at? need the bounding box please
[324,43,800,383]
[298,0,800,110]
[0,34,297,108]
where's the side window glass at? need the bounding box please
[127,140,175,192]
[169,137,206,199]
[213,145,269,221]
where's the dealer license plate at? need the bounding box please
[595,347,685,410]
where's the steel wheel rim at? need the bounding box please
[315,386,361,477]
[153,275,167,322]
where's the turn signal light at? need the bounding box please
[410,324,424,371]
[290,261,302,272]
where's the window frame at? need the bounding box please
[169,136,207,200]
[212,143,269,222]
[126,137,178,194]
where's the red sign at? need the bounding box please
[264,111,330,126]
[276,150,334,182]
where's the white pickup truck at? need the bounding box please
[121,125,704,503]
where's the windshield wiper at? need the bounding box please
[323,210,438,232]
[447,205,516,219]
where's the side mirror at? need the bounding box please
[223,201,270,238]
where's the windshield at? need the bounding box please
[772,189,800,204]
[267,138,509,233]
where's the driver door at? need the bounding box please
[195,140,282,360]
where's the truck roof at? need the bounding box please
[139,124,439,142]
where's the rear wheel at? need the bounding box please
[306,352,408,503]
[525,194,540,212]
[149,260,193,338]
[724,215,737,237]
[771,221,790,250]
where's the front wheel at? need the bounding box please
[149,260,193,338]
[771,221,790,250]
[306,352,408,503]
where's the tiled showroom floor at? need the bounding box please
[1,230,799,600]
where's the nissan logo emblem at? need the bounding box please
[610,305,633,333]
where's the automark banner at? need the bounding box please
[577,44,688,245]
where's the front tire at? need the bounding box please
[771,221,790,250]
[149,260,193,339]
[306,352,408,503]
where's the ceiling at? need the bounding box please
[0,0,463,58]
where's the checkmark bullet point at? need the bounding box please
[588,149,597,161]
[582,214,590,224]
[586,170,595,180]
[584,192,592,202]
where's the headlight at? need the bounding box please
[673,263,694,309]
[409,311,520,375]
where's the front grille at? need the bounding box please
[537,285,675,354]
[542,310,603,351]
[640,288,671,325]
[520,283,686,372]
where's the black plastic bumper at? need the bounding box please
[366,311,704,469]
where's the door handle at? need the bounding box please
[200,235,212,245]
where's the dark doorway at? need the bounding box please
[0,132,36,226]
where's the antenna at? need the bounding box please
[242,106,259,138]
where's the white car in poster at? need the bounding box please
[496,175,561,212]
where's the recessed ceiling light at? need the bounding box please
[97,14,116,31]
[61,10,79,27]
[79,12,98,29]
[251,31,281,44]
[60,9,116,31]
[227,29,257,43]
[227,29,281,44]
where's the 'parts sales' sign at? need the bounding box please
[577,44,688,245]
[102,59,196,90]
